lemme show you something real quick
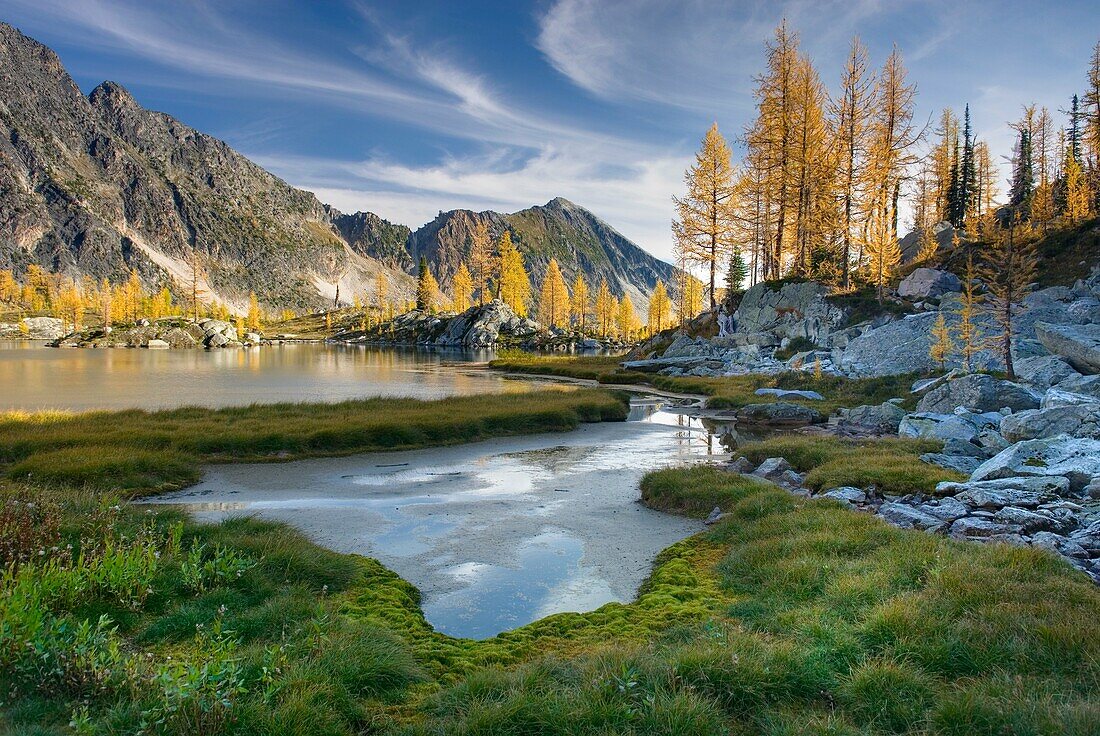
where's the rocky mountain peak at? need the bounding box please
[88,80,139,115]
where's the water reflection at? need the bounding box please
[0,341,562,411]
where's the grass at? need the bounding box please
[392,466,1100,735]
[490,352,922,415]
[735,435,964,494]
[2,391,1098,735]
[0,390,628,494]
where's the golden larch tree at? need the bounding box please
[247,292,262,331]
[647,280,672,334]
[617,294,639,341]
[468,220,494,305]
[570,273,590,333]
[536,258,570,328]
[451,262,474,313]
[673,123,739,307]
[594,279,615,337]
[496,231,531,317]
[979,222,1037,380]
[955,253,980,371]
[863,46,921,301]
[1064,154,1091,224]
[929,311,954,370]
[831,37,875,287]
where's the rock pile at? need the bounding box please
[50,319,258,348]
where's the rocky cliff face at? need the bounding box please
[406,197,678,309]
[0,21,410,310]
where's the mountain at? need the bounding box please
[407,198,678,309]
[0,21,410,310]
[0,22,676,312]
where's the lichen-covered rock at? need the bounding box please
[836,402,907,434]
[916,373,1041,414]
[898,411,999,442]
[897,268,961,299]
[731,281,845,344]
[999,404,1100,442]
[1014,355,1080,388]
[970,436,1100,492]
[737,402,825,425]
[878,503,948,532]
[1035,322,1100,374]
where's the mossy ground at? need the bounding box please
[489,352,920,415]
[2,395,1097,735]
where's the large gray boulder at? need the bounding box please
[1035,322,1100,374]
[898,411,1000,442]
[737,402,825,425]
[1013,355,1079,389]
[878,503,948,532]
[839,313,936,376]
[16,316,65,339]
[435,300,538,347]
[1000,404,1100,442]
[1055,374,1100,400]
[836,402,907,434]
[970,435,1100,492]
[897,268,961,299]
[916,373,1041,414]
[731,281,845,344]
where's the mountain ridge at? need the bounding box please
[0,21,676,311]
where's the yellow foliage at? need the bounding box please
[536,258,570,328]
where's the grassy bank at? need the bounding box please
[490,352,920,414]
[0,389,628,494]
[735,435,966,494]
[3,395,1098,735]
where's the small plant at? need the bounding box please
[142,620,248,734]
[179,539,255,594]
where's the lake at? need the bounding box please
[0,341,559,411]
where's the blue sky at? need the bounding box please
[4,0,1099,263]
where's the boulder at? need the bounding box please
[898,411,998,442]
[821,487,867,505]
[991,506,1070,534]
[949,517,1023,538]
[836,402,907,434]
[999,404,1100,442]
[941,438,990,458]
[1055,374,1100,400]
[754,388,825,401]
[146,339,170,349]
[898,268,962,299]
[737,402,825,425]
[936,475,1071,498]
[205,332,231,348]
[1013,355,1079,389]
[18,316,65,339]
[1031,532,1090,559]
[704,507,724,525]
[918,496,970,522]
[969,435,1100,492]
[878,503,948,532]
[1042,388,1099,408]
[920,453,982,474]
[1035,322,1100,374]
[752,457,792,479]
[916,373,1041,414]
[731,281,846,344]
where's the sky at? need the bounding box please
[3,0,1099,265]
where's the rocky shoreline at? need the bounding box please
[48,318,263,349]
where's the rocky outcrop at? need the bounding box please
[730,281,846,345]
[0,316,64,339]
[969,436,1100,492]
[897,268,961,299]
[336,300,541,348]
[916,373,1041,414]
[736,402,825,426]
[1014,355,1080,388]
[50,318,253,348]
[835,402,907,434]
[1035,323,1100,374]
[898,411,1002,442]
[1000,403,1100,442]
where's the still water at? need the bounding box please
[144,404,727,639]
[0,342,555,411]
